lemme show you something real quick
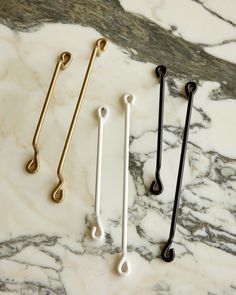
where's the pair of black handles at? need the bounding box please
[150,65,197,262]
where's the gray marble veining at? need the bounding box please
[0,0,235,294]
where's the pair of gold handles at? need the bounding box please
[26,38,108,203]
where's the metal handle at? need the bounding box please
[51,38,108,203]
[91,106,109,240]
[150,65,167,195]
[162,82,197,262]
[26,52,72,174]
[117,93,135,276]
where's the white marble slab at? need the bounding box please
[0,1,235,294]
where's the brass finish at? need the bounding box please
[51,38,108,203]
[26,52,72,174]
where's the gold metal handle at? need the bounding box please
[26,52,72,174]
[51,38,108,203]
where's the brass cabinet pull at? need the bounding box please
[51,38,108,203]
[26,52,72,174]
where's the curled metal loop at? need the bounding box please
[161,240,175,263]
[117,255,131,276]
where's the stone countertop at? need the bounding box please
[0,1,235,294]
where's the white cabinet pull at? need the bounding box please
[117,93,135,276]
[91,106,109,241]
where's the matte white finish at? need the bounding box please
[117,94,135,276]
[91,106,109,241]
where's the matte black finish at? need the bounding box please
[150,65,167,195]
[161,81,197,262]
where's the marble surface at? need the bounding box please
[0,0,236,294]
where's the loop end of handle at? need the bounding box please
[150,179,163,195]
[51,182,65,203]
[26,157,39,174]
[91,224,104,241]
[60,51,72,70]
[155,65,167,78]
[117,255,131,276]
[97,106,109,121]
[161,240,175,262]
[123,93,135,106]
[96,38,108,56]
[185,82,197,97]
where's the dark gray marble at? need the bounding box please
[0,0,235,100]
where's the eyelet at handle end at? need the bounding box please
[123,93,135,106]
[117,255,131,276]
[96,38,108,56]
[51,183,65,203]
[26,157,39,174]
[185,82,197,97]
[60,52,72,70]
[97,106,109,121]
[155,65,167,78]
[150,179,163,195]
[91,224,104,241]
[161,240,175,262]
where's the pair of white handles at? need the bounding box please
[91,94,135,276]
